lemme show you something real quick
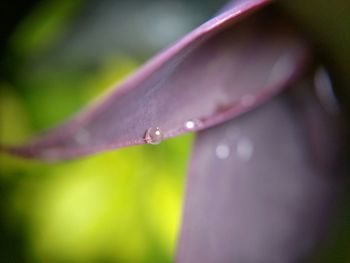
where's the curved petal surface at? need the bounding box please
[3,0,312,160]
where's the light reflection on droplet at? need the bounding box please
[184,119,201,131]
[185,121,195,130]
[144,127,163,145]
[215,144,230,159]
[314,66,340,114]
[236,137,254,161]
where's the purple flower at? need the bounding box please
[2,0,346,261]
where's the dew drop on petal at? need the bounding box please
[184,119,202,131]
[215,144,231,159]
[185,120,195,130]
[144,127,163,145]
[314,66,340,114]
[236,137,254,161]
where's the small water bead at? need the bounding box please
[314,66,340,114]
[236,137,254,161]
[144,127,163,145]
[184,119,202,131]
[215,144,231,159]
[185,121,195,130]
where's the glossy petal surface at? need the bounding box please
[3,0,312,160]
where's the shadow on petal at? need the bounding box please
[176,76,344,262]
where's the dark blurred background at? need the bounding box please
[0,0,349,262]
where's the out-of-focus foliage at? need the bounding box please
[10,0,83,57]
[0,0,202,261]
[0,56,192,261]
[1,132,192,262]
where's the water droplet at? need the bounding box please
[240,94,256,107]
[184,119,201,131]
[314,66,340,114]
[144,127,163,145]
[215,144,230,159]
[185,120,195,130]
[236,137,254,161]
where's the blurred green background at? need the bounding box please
[0,0,227,261]
[0,0,349,262]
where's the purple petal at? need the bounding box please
[3,0,312,161]
[176,76,343,262]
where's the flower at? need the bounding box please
[2,0,346,261]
